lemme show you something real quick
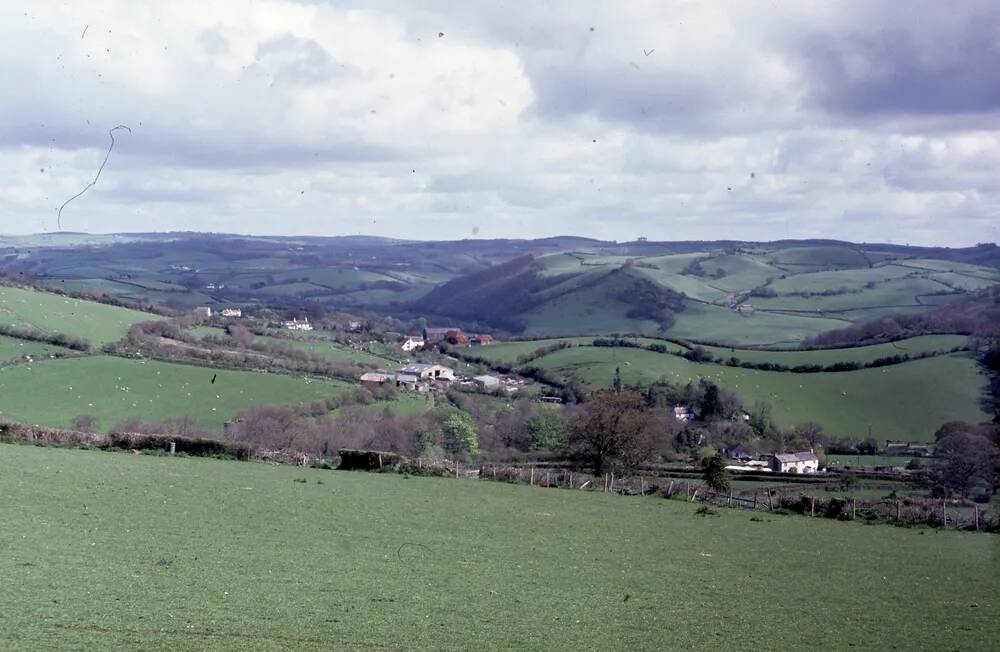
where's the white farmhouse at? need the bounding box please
[401,336,425,352]
[220,308,242,318]
[284,318,314,331]
[771,451,820,474]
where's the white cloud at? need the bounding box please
[0,0,997,246]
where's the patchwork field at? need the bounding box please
[0,286,155,345]
[0,334,72,363]
[0,356,344,430]
[529,347,988,440]
[1,444,996,651]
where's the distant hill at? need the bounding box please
[1,233,997,345]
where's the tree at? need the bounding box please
[527,412,566,451]
[566,390,660,474]
[702,453,731,492]
[441,411,479,458]
[933,422,998,498]
[748,400,773,436]
[698,380,721,420]
[612,366,623,393]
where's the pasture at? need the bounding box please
[0,444,996,651]
[0,286,155,346]
[0,356,344,430]
[0,334,71,363]
[530,346,988,441]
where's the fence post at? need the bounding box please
[641,477,645,496]
[530,466,535,486]
[852,498,857,520]
[169,441,176,455]
[610,472,615,493]
[767,490,773,511]
[975,505,980,532]
[810,497,816,517]
[690,489,699,503]
[942,500,947,527]
[728,490,733,507]
[896,500,901,522]
[455,463,459,479]
[493,465,497,480]
[753,492,758,510]
[569,471,574,488]
[667,480,674,498]
[417,457,422,471]
[545,470,550,487]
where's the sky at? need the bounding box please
[1,1,999,246]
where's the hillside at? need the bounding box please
[2,444,997,650]
[428,244,1000,344]
[3,236,997,346]
[471,334,987,441]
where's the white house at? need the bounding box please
[673,405,693,422]
[401,336,425,352]
[284,318,314,331]
[220,308,242,318]
[771,451,820,474]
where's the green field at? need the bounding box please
[0,356,344,430]
[668,302,847,346]
[0,286,155,345]
[0,334,71,363]
[1,444,996,651]
[702,334,968,366]
[531,347,988,440]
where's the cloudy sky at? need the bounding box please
[2,1,999,245]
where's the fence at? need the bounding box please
[393,459,997,534]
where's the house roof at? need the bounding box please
[360,372,392,382]
[396,373,419,383]
[474,375,499,384]
[774,451,819,463]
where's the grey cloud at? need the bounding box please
[788,2,1000,119]
[256,34,340,85]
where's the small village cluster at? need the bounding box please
[361,327,522,395]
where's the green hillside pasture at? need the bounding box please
[520,272,662,336]
[191,327,399,367]
[531,346,987,440]
[928,272,999,292]
[0,356,344,430]
[0,286,156,345]
[765,264,924,294]
[636,252,712,274]
[0,335,70,363]
[632,267,729,303]
[668,302,847,346]
[469,337,686,365]
[695,254,787,292]
[702,334,968,366]
[752,277,951,312]
[896,258,1000,279]
[766,246,875,269]
[1,445,997,651]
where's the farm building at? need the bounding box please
[401,336,424,352]
[471,334,494,345]
[884,441,932,457]
[474,375,500,391]
[220,308,242,318]
[360,372,393,384]
[771,451,820,474]
[732,304,754,314]
[399,363,455,381]
[284,318,313,331]
[395,373,421,390]
[424,327,466,344]
[193,306,213,318]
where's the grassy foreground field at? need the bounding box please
[1,444,996,651]
[0,356,344,430]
